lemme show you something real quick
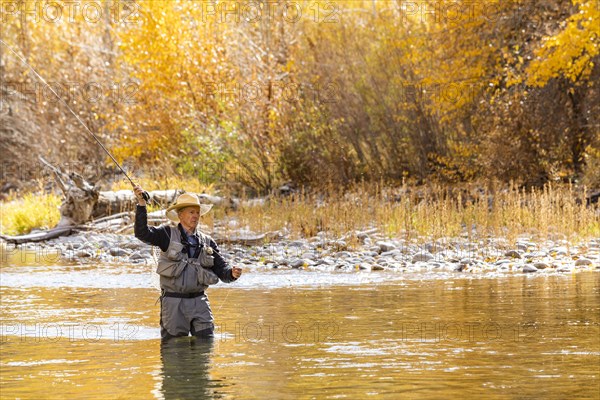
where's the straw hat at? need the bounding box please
[165,193,213,223]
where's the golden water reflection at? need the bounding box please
[1,270,599,399]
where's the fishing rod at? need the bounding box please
[0,39,150,202]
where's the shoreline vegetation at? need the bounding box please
[1,181,598,275]
[1,181,598,242]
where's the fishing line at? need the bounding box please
[215,287,232,314]
[0,38,149,201]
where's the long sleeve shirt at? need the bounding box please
[134,205,236,283]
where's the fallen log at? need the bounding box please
[91,211,134,224]
[0,226,75,244]
[92,189,184,217]
[198,193,239,210]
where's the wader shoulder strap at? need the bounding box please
[198,231,212,248]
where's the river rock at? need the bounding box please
[98,239,112,248]
[524,251,547,259]
[380,249,402,258]
[129,251,147,260]
[362,251,379,258]
[516,243,528,252]
[459,258,475,265]
[423,242,444,253]
[523,265,538,273]
[505,250,522,259]
[356,231,370,240]
[377,241,397,252]
[550,247,569,256]
[125,241,144,250]
[110,248,128,257]
[533,262,549,269]
[65,242,83,251]
[453,264,465,272]
[75,249,93,258]
[290,259,306,268]
[575,258,593,266]
[368,245,382,253]
[412,252,434,263]
[312,259,325,266]
[60,236,87,244]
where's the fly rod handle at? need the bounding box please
[131,182,151,202]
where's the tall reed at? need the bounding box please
[221,183,598,245]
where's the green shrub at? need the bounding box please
[0,193,62,235]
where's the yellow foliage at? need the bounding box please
[1,0,597,188]
[527,0,600,85]
[0,193,62,235]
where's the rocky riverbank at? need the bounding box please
[2,228,598,274]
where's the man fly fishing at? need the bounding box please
[0,39,242,341]
[133,185,242,340]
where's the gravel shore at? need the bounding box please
[3,228,598,275]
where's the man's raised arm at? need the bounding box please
[133,185,170,252]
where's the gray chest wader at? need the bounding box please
[157,226,219,339]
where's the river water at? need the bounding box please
[1,251,599,399]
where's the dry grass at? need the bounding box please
[216,183,599,246]
[1,182,598,245]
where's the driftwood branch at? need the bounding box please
[39,156,101,227]
[0,226,76,244]
[91,211,134,224]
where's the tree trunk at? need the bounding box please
[567,88,590,178]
